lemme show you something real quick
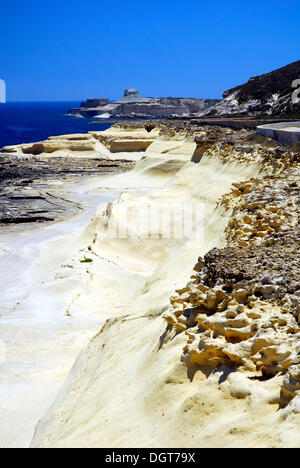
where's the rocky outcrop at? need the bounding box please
[0,154,134,226]
[0,128,160,159]
[0,131,138,226]
[200,60,300,118]
[92,125,160,152]
[163,164,300,410]
[70,89,219,118]
[164,229,299,378]
[221,170,300,247]
[1,133,109,158]
[27,122,300,448]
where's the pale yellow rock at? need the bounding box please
[29,135,273,448]
[1,124,298,448]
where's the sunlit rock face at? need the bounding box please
[2,121,299,448]
[29,122,300,449]
[163,164,300,412]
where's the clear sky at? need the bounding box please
[1,0,299,101]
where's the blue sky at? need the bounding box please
[1,0,299,101]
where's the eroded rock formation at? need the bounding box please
[163,164,300,409]
[2,121,299,447]
[23,121,300,448]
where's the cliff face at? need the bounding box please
[200,60,300,118]
[113,99,214,118]
[30,123,300,448]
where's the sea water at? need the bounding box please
[0,102,111,148]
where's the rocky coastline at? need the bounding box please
[70,88,219,119]
[69,61,300,121]
[200,60,300,118]
[0,134,134,227]
[0,119,299,447]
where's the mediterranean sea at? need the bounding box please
[0,102,111,148]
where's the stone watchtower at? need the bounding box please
[123,88,141,98]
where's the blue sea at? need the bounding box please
[0,102,111,149]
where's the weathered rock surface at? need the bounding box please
[0,137,135,226]
[26,121,300,448]
[0,128,161,159]
[2,121,300,447]
[163,164,300,410]
[1,133,110,158]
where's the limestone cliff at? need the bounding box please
[29,122,300,448]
